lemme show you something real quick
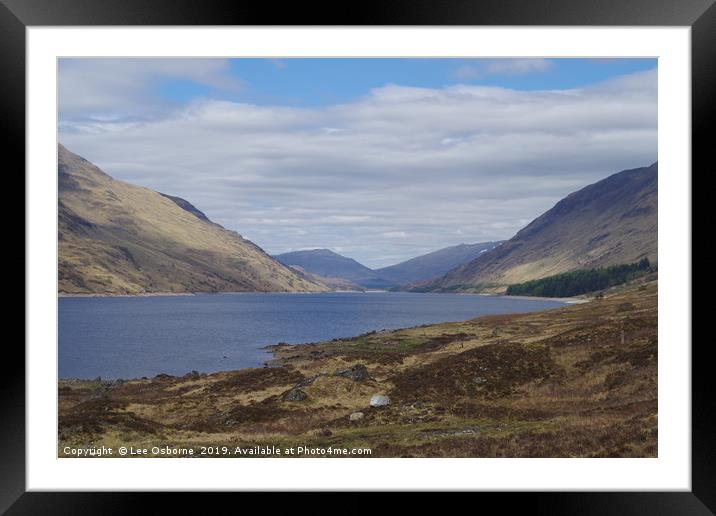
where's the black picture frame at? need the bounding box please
[3,0,708,511]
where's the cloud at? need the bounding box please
[453,58,555,81]
[484,58,555,75]
[59,65,657,268]
[269,59,287,70]
[453,65,482,80]
[58,58,244,121]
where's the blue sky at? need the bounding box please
[59,58,657,268]
[156,58,656,108]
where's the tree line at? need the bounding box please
[506,258,654,298]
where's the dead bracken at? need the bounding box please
[58,281,657,458]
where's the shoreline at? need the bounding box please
[494,294,588,304]
[58,290,328,298]
[57,282,657,458]
[59,291,197,298]
[58,289,584,302]
[59,295,577,382]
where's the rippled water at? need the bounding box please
[59,291,565,379]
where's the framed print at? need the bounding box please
[4,0,710,511]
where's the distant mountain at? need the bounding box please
[413,163,657,293]
[283,265,365,292]
[58,144,328,295]
[375,242,503,286]
[275,243,504,289]
[274,249,394,289]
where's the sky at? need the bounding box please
[58,58,657,269]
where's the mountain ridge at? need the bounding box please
[375,241,503,286]
[274,249,394,289]
[275,241,504,289]
[58,144,328,295]
[411,163,657,293]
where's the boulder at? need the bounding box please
[295,373,326,388]
[349,411,365,422]
[283,388,308,402]
[335,364,373,382]
[369,394,390,407]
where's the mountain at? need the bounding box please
[58,144,328,295]
[415,163,657,293]
[281,265,365,292]
[274,249,394,289]
[374,242,503,286]
[275,242,505,289]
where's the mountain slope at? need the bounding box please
[274,249,394,289]
[282,265,365,292]
[375,242,503,286]
[416,163,657,293]
[58,144,328,294]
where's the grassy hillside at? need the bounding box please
[58,144,328,294]
[59,281,657,458]
[415,163,657,293]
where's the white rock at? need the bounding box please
[349,411,364,421]
[369,394,390,407]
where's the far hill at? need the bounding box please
[413,163,657,293]
[281,264,365,292]
[274,249,394,289]
[375,242,503,286]
[58,144,328,295]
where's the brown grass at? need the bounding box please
[58,281,657,457]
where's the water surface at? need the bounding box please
[59,292,565,379]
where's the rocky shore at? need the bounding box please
[58,281,657,458]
